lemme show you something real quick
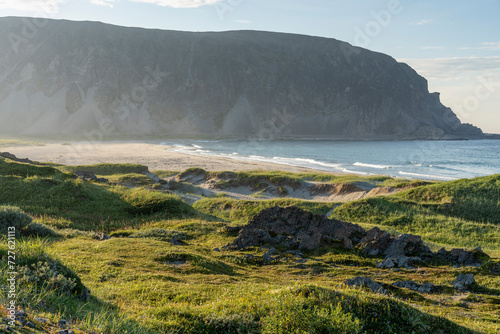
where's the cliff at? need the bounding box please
[0,17,483,139]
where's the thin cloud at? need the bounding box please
[90,0,115,7]
[398,57,500,80]
[458,42,500,50]
[0,0,64,13]
[235,19,251,24]
[412,19,433,25]
[421,46,445,50]
[129,0,224,8]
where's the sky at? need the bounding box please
[1,0,499,133]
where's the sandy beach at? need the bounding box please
[1,142,327,174]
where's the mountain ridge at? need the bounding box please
[0,17,484,140]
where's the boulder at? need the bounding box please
[453,274,476,292]
[361,228,431,269]
[343,276,389,295]
[437,248,489,267]
[359,227,393,256]
[74,171,108,183]
[392,281,436,293]
[225,206,366,250]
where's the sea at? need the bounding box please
[161,139,500,181]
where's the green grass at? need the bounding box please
[58,163,149,176]
[0,139,45,147]
[0,157,70,179]
[106,173,157,187]
[1,158,499,333]
[331,175,500,254]
[193,197,332,224]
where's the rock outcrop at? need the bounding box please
[0,17,484,139]
[225,206,490,269]
[224,206,366,251]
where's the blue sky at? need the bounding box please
[1,0,499,132]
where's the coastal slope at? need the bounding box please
[0,17,483,139]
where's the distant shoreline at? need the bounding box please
[0,142,338,174]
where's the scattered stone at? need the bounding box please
[438,248,489,267]
[0,152,43,165]
[453,274,476,292]
[213,247,221,252]
[80,287,91,302]
[58,319,68,329]
[263,252,274,263]
[343,276,389,295]
[35,318,48,324]
[225,206,366,251]
[169,237,183,246]
[93,232,110,241]
[392,281,436,293]
[14,311,27,319]
[361,228,431,269]
[377,256,423,270]
[74,171,108,183]
[267,247,277,256]
[286,250,304,258]
[26,321,35,328]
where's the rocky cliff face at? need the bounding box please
[0,17,483,139]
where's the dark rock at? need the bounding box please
[359,227,393,256]
[58,319,68,329]
[453,274,476,292]
[343,276,389,295]
[80,287,91,302]
[74,171,108,183]
[35,318,48,324]
[361,228,431,269]
[225,206,366,251]
[0,152,43,165]
[262,253,274,263]
[437,248,489,267]
[26,321,35,328]
[169,237,183,246]
[93,232,110,241]
[213,248,221,252]
[14,311,27,319]
[392,281,436,293]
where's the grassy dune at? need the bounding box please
[0,156,499,333]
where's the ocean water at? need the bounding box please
[161,139,500,180]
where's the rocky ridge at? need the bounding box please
[0,17,484,139]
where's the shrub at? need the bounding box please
[18,261,77,295]
[261,294,361,334]
[129,228,188,241]
[0,205,32,234]
[23,222,61,237]
[123,188,195,216]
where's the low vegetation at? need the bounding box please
[0,157,498,333]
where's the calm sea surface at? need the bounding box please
[161,140,500,180]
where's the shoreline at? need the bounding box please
[0,141,340,174]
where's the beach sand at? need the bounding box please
[1,142,327,174]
